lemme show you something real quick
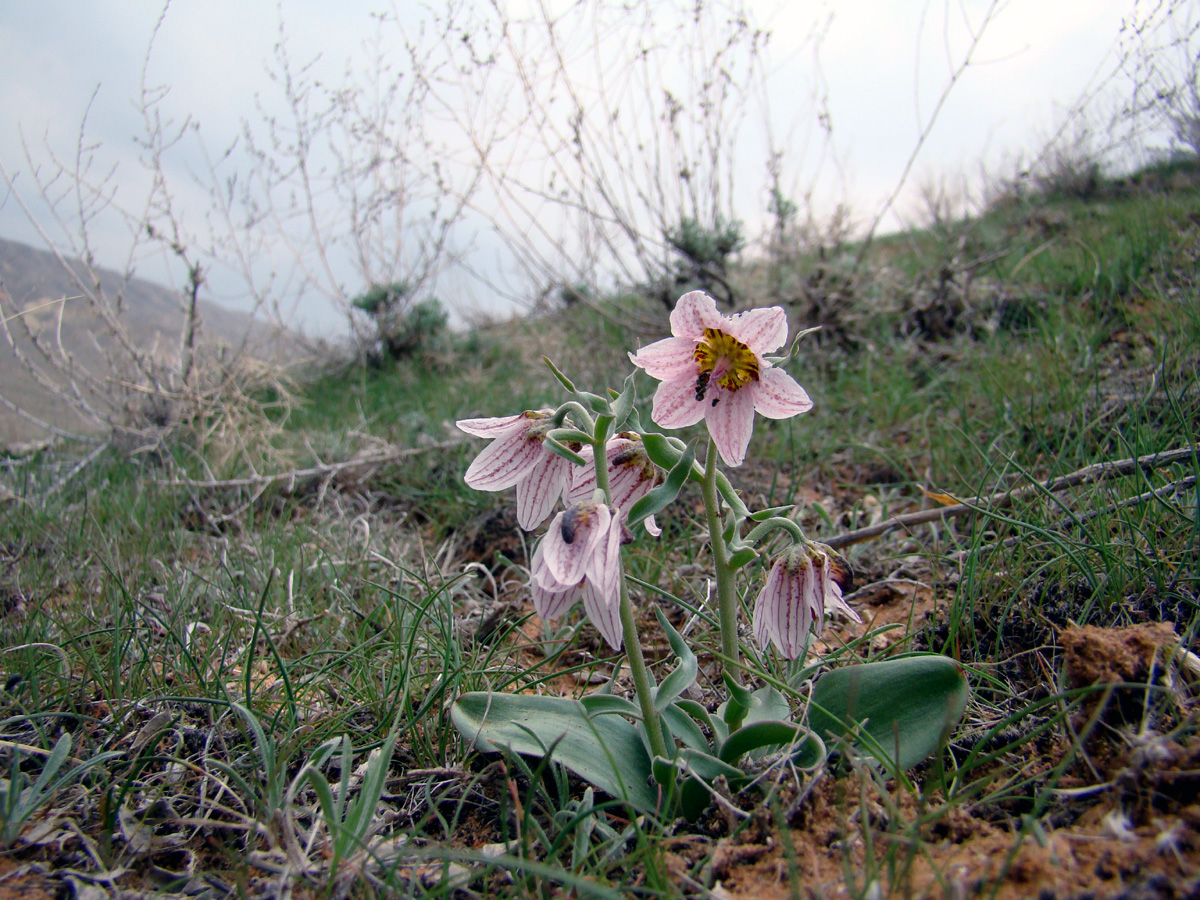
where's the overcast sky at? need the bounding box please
[0,0,1156,330]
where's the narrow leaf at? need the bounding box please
[653,608,698,712]
[607,374,636,429]
[749,505,797,521]
[543,356,577,392]
[628,442,695,528]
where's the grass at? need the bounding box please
[0,158,1198,897]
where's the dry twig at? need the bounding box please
[155,439,465,491]
[825,446,1197,549]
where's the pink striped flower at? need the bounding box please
[752,543,860,659]
[566,434,664,536]
[530,501,625,650]
[629,291,812,466]
[456,410,573,531]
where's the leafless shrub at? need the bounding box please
[405,0,835,324]
[207,11,476,347]
[0,4,475,450]
[1120,0,1200,158]
[0,30,248,449]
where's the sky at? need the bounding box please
[0,0,1164,333]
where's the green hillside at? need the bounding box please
[0,158,1197,898]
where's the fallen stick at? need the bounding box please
[952,475,1197,559]
[156,438,465,490]
[824,446,1198,550]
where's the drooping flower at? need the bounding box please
[567,434,665,536]
[629,291,813,466]
[529,500,625,649]
[456,410,574,531]
[752,542,860,659]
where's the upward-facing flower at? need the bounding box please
[456,410,573,531]
[529,501,625,650]
[752,542,860,659]
[566,434,665,535]
[629,291,813,466]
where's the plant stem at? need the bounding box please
[618,577,668,760]
[593,437,669,760]
[701,441,747,729]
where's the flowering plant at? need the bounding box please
[450,292,968,818]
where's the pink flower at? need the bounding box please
[566,434,665,536]
[752,542,860,659]
[530,501,625,650]
[629,291,813,466]
[456,410,573,531]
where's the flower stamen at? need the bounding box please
[693,327,761,394]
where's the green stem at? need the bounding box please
[701,441,747,730]
[743,516,807,546]
[592,437,669,760]
[618,577,668,760]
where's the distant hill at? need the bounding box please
[0,235,288,448]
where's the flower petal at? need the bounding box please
[464,428,544,491]
[753,367,813,420]
[753,561,786,653]
[514,452,570,530]
[531,574,582,623]
[586,509,623,602]
[542,503,611,586]
[629,336,699,381]
[582,579,623,650]
[669,291,722,339]
[726,306,788,354]
[651,378,707,429]
[704,385,756,467]
[565,445,598,506]
[456,413,529,438]
[818,556,861,629]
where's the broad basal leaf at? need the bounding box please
[451,692,658,812]
[808,655,969,772]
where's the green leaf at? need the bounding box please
[749,505,797,521]
[727,547,759,570]
[673,748,745,821]
[661,704,708,753]
[719,721,824,770]
[713,470,752,518]
[808,655,969,772]
[676,746,743,783]
[580,694,642,718]
[451,692,659,812]
[652,608,698,712]
[607,374,636,429]
[31,734,70,797]
[544,437,587,466]
[716,675,766,734]
[547,428,594,446]
[543,356,578,392]
[640,432,682,470]
[627,442,695,529]
[343,729,399,850]
[673,699,719,737]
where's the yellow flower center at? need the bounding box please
[692,328,760,400]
